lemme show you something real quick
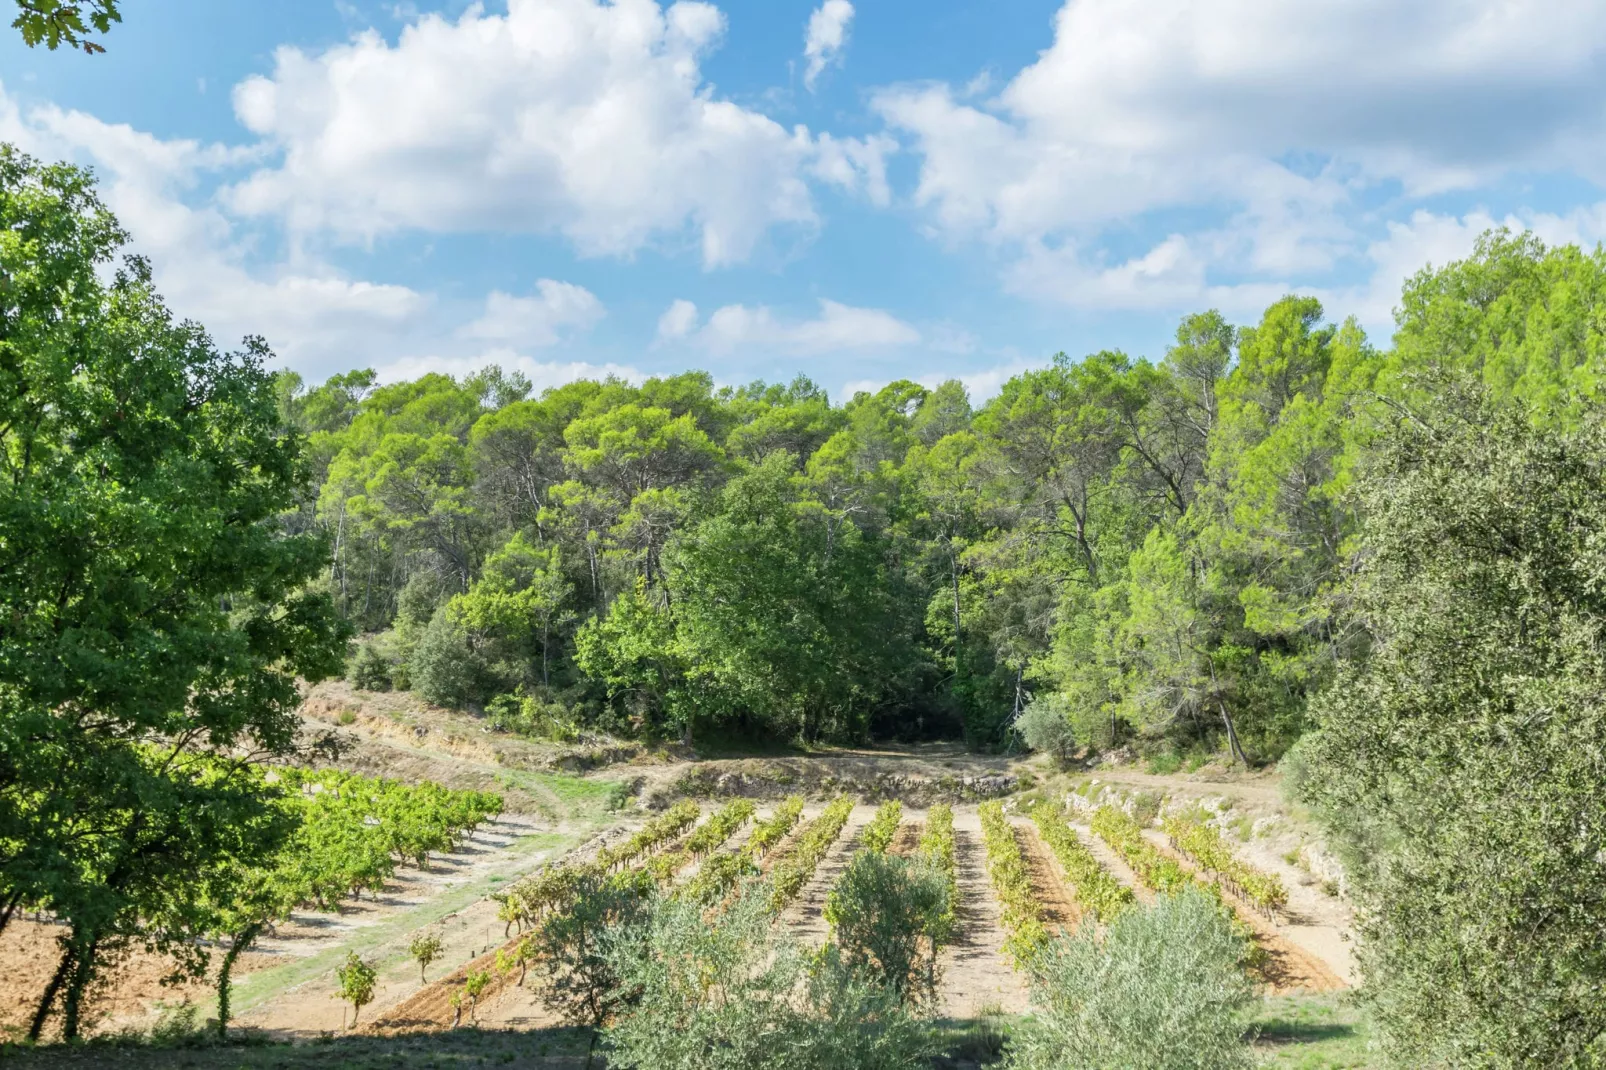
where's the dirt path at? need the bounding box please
[1015,821,1081,934]
[1082,767,1285,806]
[940,807,1029,1017]
[780,803,872,945]
[1139,830,1346,993]
[1238,838,1357,985]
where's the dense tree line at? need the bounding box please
[285,277,1381,759]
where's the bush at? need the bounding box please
[410,606,479,708]
[348,642,392,691]
[824,851,952,1006]
[602,886,937,1070]
[1003,890,1255,1070]
[1015,695,1080,766]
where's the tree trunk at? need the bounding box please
[60,934,100,1041]
[216,923,262,1038]
[0,889,23,940]
[1216,700,1249,766]
[29,944,74,1041]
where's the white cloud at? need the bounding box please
[375,348,645,392]
[691,298,920,355]
[803,0,855,91]
[874,0,1606,310]
[224,0,888,267]
[459,280,605,345]
[841,357,1040,404]
[655,298,700,342]
[0,84,431,375]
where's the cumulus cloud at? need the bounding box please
[225,0,885,267]
[655,299,700,342]
[374,349,645,392]
[459,281,605,345]
[0,84,431,375]
[803,1,855,91]
[841,357,1040,404]
[687,298,920,355]
[874,0,1606,308]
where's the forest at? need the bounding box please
[285,229,1573,766]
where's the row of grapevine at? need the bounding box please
[743,795,805,859]
[1031,804,1133,922]
[275,768,503,907]
[859,800,903,854]
[595,800,701,870]
[1091,806,1267,972]
[769,795,856,912]
[646,799,755,882]
[1089,806,1195,894]
[497,801,700,933]
[918,803,957,942]
[1161,815,1287,915]
[979,801,1048,965]
[680,795,805,905]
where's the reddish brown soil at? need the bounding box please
[0,918,286,1040]
[887,821,923,856]
[1015,823,1081,934]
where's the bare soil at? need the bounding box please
[1015,821,1081,934]
[940,807,1030,1017]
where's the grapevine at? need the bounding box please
[645,798,754,883]
[859,799,903,854]
[1089,806,1194,894]
[768,795,856,912]
[979,801,1048,966]
[918,803,957,947]
[1161,815,1287,915]
[1030,803,1133,922]
[742,795,804,859]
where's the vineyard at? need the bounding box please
[2,768,1355,1061]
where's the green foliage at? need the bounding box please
[528,867,650,1029]
[11,0,120,53]
[915,804,957,939]
[0,146,351,1040]
[1030,804,1133,921]
[602,888,939,1070]
[978,802,1047,965]
[410,606,482,708]
[1003,890,1256,1070]
[824,851,951,1006]
[348,642,394,692]
[1014,695,1080,766]
[769,796,855,911]
[1161,814,1285,912]
[408,931,444,983]
[1298,380,1606,1067]
[859,800,903,854]
[335,953,377,1028]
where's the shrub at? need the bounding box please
[348,642,393,691]
[335,952,377,1029]
[410,606,479,708]
[602,887,937,1070]
[1003,890,1255,1070]
[1014,695,1080,766]
[825,851,951,1006]
[530,868,651,1030]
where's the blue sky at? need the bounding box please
[5,0,1606,401]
